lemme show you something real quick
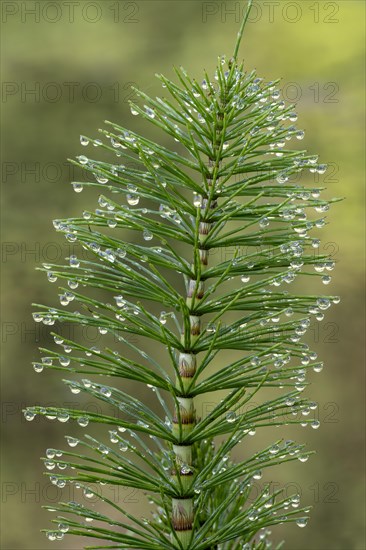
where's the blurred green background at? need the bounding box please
[1,1,365,549]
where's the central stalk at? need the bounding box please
[170,187,217,547]
[171,78,226,546]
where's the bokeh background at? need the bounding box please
[1,1,365,549]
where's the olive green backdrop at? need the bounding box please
[1,1,365,549]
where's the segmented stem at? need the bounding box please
[171,71,229,548]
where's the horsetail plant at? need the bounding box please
[26,2,340,548]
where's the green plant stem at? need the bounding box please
[233,0,253,60]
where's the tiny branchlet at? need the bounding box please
[26,2,340,548]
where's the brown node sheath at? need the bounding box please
[172,498,194,531]
[199,221,212,235]
[199,248,209,266]
[187,279,204,299]
[178,353,196,378]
